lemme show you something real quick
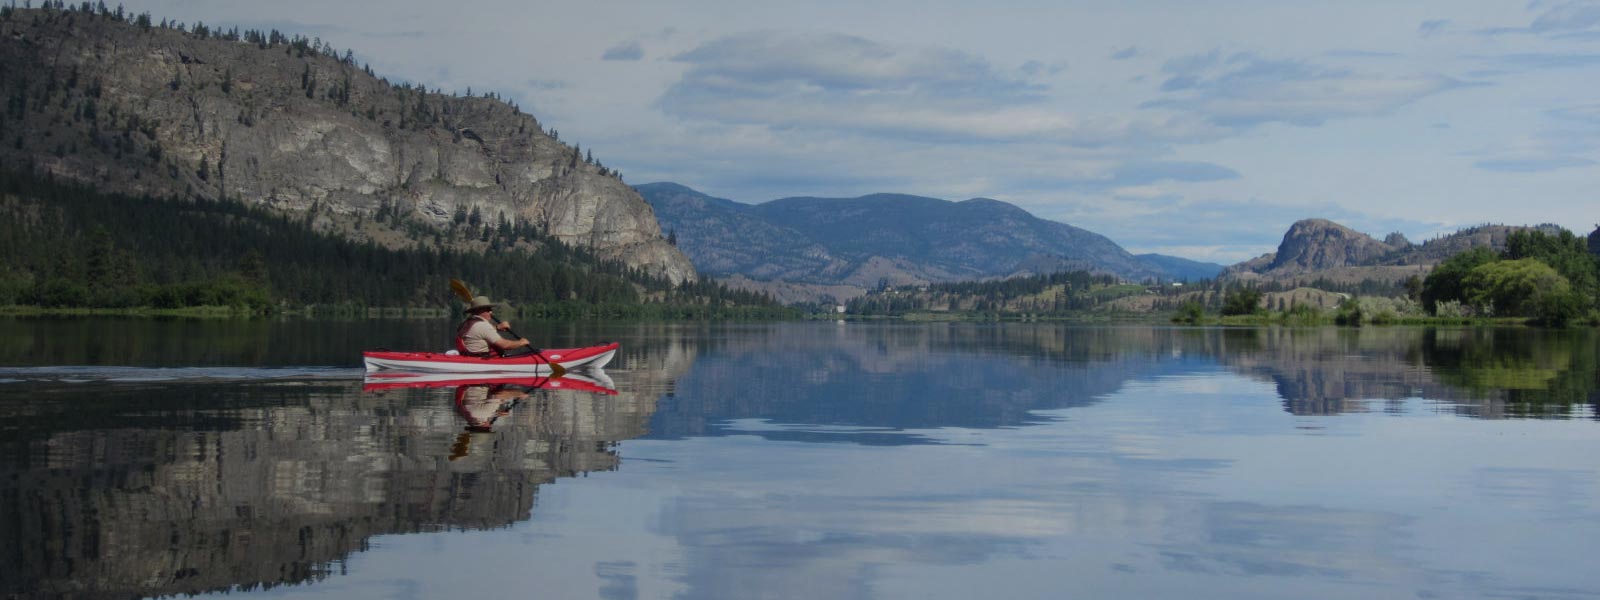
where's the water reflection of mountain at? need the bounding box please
[645,324,1213,444]
[0,377,654,599]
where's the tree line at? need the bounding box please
[0,169,791,317]
[1419,229,1598,326]
[846,270,1132,316]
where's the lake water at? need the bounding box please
[1,319,1597,599]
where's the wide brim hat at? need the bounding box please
[464,295,498,313]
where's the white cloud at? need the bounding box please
[1529,0,1600,34]
[601,40,644,61]
[1148,52,1460,127]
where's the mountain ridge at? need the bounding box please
[639,182,1222,301]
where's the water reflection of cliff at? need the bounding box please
[0,372,662,599]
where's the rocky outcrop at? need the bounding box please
[0,8,693,282]
[1223,219,1566,284]
[1264,219,1398,274]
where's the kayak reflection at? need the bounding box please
[363,370,620,460]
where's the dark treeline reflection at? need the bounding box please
[0,377,655,598]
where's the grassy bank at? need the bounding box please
[1192,313,1531,327]
[0,305,254,318]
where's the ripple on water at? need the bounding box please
[0,366,362,383]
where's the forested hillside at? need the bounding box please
[0,3,693,282]
[0,170,789,318]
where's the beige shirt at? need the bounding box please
[459,317,502,355]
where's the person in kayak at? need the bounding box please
[456,295,535,357]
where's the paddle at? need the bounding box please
[449,278,565,377]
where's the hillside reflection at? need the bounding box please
[0,372,647,599]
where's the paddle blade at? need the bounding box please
[449,278,474,303]
[546,355,566,378]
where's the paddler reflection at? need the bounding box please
[449,381,537,461]
[455,382,529,432]
[360,371,621,460]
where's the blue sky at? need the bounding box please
[128,1,1599,262]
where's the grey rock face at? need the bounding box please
[1267,218,1398,273]
[0,9,693,283]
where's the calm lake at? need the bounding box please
[1,319,1597,599]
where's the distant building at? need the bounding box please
[834,305,846,314]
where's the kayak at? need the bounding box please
[362,342,618,374]
[361,370,618,395]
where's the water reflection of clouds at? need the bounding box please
[588,365,1599,599]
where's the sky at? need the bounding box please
[123,0,1600,263]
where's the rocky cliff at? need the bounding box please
[0,7,693,282]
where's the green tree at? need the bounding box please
[1173,300,1204,324]
[1504,229,1598,307]
[1462,259,1571,317]
[1422,247,1498,314]
[1220,287,1263,316]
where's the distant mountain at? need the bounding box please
[1133,254,1224,281]
[639,182,1207,296]
[1224,218,1568,284]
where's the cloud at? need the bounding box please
[1474,157,1596,172]
[1474,1,1600,38]
[525,79,567,90]
[1549,104,1600,123]
[1529,0,1600,34]
[1323,49,1401,59]
[1468,128,1600,173]
[1418,19,1451,37]
[1019,60,1068,76]
[1046,196,1443,263]
[1144,51,1460,127]
[1479,53,1600,70]
[668,32,1041,102]
[601,40,644,61]
[658,32,1223,146]
[1110,46,1140,60]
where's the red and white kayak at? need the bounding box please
[362,342,618,374]
[361,370,618,395]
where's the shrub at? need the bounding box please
[1335,297,1363,326]
[1534,289,1588,327]
[1221,288,1263,316]
[1463,259,1572,318]
[1173,300,1204,324]
[1422,247,1499,313]
[1433,300,1473,318]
